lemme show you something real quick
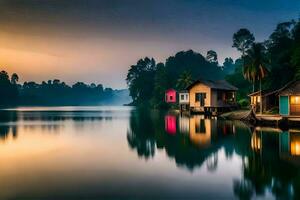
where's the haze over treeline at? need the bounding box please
[0,71,130,106]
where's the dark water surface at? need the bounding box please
[0,106,299,199]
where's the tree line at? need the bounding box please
[0,71,129,106]
[126,50,230,108]
[126,19,300,109]
[227,20,300,108]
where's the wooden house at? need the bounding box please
[278,80,300,116]
[248,90,278,113]
[186,80,238,113]
[165,88,177,103]
[179,90,189,110]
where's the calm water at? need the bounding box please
[0,106,299,199]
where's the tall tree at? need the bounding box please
[233,29,255,57]
[264,21,296,90]
[126,57,157,104]
[0,71,10,84]
[222,57,235,74]
[244,43,269,114]
[0,71,18,105]
[152,63,168,108]
[291,20,300,79]
[233,29,255,91]
[206,50,218,65]
[10,73,19,85]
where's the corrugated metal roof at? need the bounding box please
[186,80,238,91]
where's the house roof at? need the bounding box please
[248,89,278,97]
[166,88,176,92]
[186,80,238,91]
[179,90,189,93]
[278,80,300,96]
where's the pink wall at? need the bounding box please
[165,115,177,135]
[165,89,177,103]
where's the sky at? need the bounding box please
[0,0,299,88]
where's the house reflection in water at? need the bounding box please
[165,115,177,135]
[179,115,190,134]
[178,115,222,148]
[252,127,300,165]
[165,114,236,148]
[251,130,262,153]
[189,115,214,148]
[280,130,300,157]
[291,134,300,156]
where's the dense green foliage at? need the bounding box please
[126,58,157,105]
[126,19,300,108]
[0,71,19,106]
[225,59,252,102]
[0,71,129,106]
[126,50,225,107]
[232,28,255,56]
[227,19,300,105]
[127,109,300,199]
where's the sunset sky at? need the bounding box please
[0,0,299,88]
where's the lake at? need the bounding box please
[0,106,299,199]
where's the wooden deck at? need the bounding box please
[256,114,282,121]
[256,114,300,121]
[254,113,300,128]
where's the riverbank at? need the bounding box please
[220,110,300,128]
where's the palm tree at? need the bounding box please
[176,71,193,90]
[244,43,269,114]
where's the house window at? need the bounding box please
[170,95,173,101]
[257,96,261,103]
[181,94,185,100]
[195,93,206,106]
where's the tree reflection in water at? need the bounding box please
[127,108,300,199]
[0,111,18,140]
[127,108,156,159]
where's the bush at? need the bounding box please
[238,98,249,108]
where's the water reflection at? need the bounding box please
[0,107,300,199]
[165,115,177,135]
[0,106,132,123]
[127,108,300,199]
[0,125,17,140]
[127,109,244,171]
[0,107,132,143]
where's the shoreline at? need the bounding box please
[220,110,300,129]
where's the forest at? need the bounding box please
[0,71,129,106]
[126,19,300,108]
